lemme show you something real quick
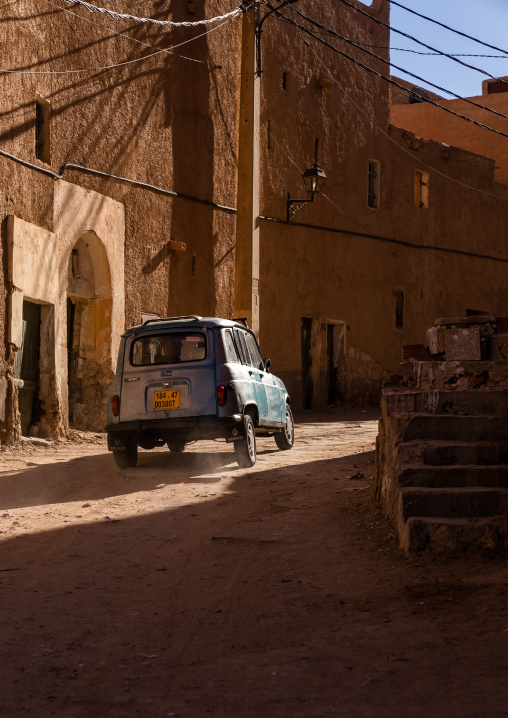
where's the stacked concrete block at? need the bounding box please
[376,315,508,554]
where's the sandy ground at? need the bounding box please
[0,410,507,718]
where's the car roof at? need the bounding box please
[123,316,251,337]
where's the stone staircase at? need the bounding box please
[376,316,508,553]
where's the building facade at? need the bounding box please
[1,0,508,442]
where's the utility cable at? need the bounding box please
[285,4,508,125]
[61,0,246,27]
[265,126,508,282]
[39,0,206,64]
[0,15,235,74]
[279,5,508,201]
[265,4,508,142]
[336,0,508,89]
[387,0,508,59]
[0,148,236,213]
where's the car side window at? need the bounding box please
[234,329,250,365]
[223,330,240,363]
[245,333,264,370]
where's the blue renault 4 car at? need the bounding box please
[106,316,294,468]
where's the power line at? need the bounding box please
[39,0,206,65]
[266,3,508,142]
[0,148,236,213]
[265,126,508,284]
[0,14,236,74]
[61,0,246,27]
[337,0,508,91]
[285,4,508,126]
[270,3,508,202]
[387,0,508,58]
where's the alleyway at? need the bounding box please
[1,411,507,717]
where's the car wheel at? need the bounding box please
[275,404,294,450]
[113,437,138,468]
[167,440,186,453]
[234,415,257,468]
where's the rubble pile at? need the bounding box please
[376,315,508,553]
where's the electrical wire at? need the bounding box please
[39,0,206,65]
[336,0,508,90]
[60,0,246,27]
[261,2,508,290]
[285,4,508,126]
[387,0,508,59]
[276,5,508,202]
[0,15,236,74]
[264,128,508,286]
[0,148,237,213]
[265,4,508,142]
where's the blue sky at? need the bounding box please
[385,0,508,99]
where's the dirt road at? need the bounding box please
[1,411,507,717]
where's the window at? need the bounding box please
[35,96,50,163]
[368,160,380,209]
[131,332,206,365]
[414,170,429,208]
[223,330,240,363]
[395,290,404,329]
[245,333,264,370]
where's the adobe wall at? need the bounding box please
[256,1,508,410]
[391,87,508,185]
[0,0,242,440]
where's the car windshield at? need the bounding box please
[131,331,207,365]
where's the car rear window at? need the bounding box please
[131,332,207,366]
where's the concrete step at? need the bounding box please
[398,441,508,467]
[401,516,508,553]
[398,464,508,489]
[399,486,508,520]
[402,414,508,442]
[385,390,508,416]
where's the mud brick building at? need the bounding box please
[1,0,508,442]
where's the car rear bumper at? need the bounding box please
[106,414,243,447]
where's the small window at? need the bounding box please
[245,333,264,370]
[223,330,240,363]
[414,170,429,208]
[234,329,252,366]
[368,160,380,209]
[131,332,206,366]
[395,290,404,329]
[35,96,51,163]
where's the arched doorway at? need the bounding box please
[66,231,113,431]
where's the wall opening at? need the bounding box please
[66,232,113,431]
[13,300,41,436]
[414,170,429,208]
[326,322,345,406]
[301,317,313,410]
[395,290,404,329]
[35,96,51,164]
[368,160,380,209]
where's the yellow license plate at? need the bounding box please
[153,389,180,410]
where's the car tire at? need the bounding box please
[275,404,294,450]
[234,415,257,468]
[167,440,186,453]
[113,437,138,468]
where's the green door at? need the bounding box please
[13,301,41,436]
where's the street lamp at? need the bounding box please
[287,162,327,222]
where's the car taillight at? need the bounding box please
[111,395,120,416]
[217,385,226,407]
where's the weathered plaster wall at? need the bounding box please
[254,0,508,409]
[0,0,242,439]
[391,87,508,186]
